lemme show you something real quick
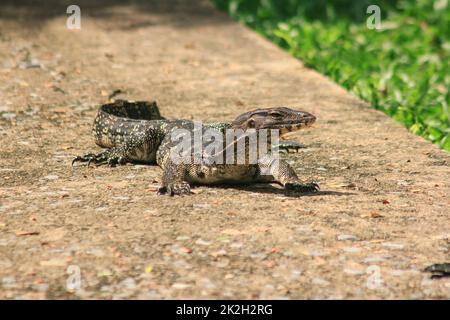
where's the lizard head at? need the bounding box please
[231,107,316,137]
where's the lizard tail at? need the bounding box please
[92,100,163,148]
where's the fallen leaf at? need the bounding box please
[369,239,385,243]
[53,107,69,113]
[15,231,40,236]
[184,43,196,49]
[370,212,384,218]
[180,247,192,254]
[98,270,113,277]
[145,265,153,273]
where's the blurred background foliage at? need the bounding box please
[212,0,450,150]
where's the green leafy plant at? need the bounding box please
[212,0,450,150]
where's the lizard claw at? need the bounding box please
[274,141,306,154]
[72,151,125,167]
[285,182,320,193]
[157,182,192,196]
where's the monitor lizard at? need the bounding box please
[73,100,319,196]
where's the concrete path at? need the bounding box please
[0,0,449,299]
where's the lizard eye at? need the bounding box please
[269,112,283,119]
[246,119,256,128]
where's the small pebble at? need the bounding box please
[390,270,405,276]
[32,283,49,292]
[119,277,136,290]
[312,278,330,286]
[342,247,361,253]
[296,225,312,233]
[195,239,211,246]
[2,276,16,289]
[382,242,404,250]
[111,196,129,201]
[215,258,230,268]
[19,58,42,69]
[176,235,191,241]
[100,285,112,292]
[224,274,234,280]
[229,242,242,249]
[193,203,210,209]
[343,268,365,275]
[363,255,387,263]
[289,270,302,280]
[1,112,16,119]
[211,249,227,257]
[309,250,326,257]
[142,290,160,298]
[172,283,190,290]
[43,175,59,180]
[250,252,267,260]
[86,248,105,257]
[337,234,359,241]
[282,250,294,257]
[198,278,215,289]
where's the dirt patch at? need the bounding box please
[0,0,449,299]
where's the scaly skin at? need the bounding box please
[73,100,319,196]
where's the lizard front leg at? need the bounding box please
[257,155,319,193]
[157,161,192,196]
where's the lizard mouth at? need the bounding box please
[273,116,316,137]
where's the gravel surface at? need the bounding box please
[0,0,449,299]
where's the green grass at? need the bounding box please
[211,0,450,150]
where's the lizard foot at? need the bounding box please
[274,141,306,154]
[285,182,320,194]
[72,151,127,167]
[157,182,192,196]
[424,263,450,279]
